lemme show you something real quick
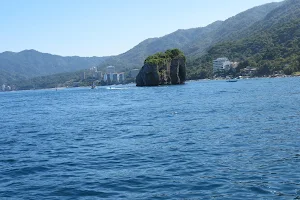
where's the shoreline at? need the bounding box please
[1,75,299,93]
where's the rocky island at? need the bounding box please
[136,49,186,86]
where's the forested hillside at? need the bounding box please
[187,0,300,79]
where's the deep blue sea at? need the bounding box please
[1,77,300,199]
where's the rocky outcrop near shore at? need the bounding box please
[136,49,186,86]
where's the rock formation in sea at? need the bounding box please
[136,49,186,86]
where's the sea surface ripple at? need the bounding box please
[1,77,300,199]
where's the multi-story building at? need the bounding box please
[112,73,118,83]
[109,73,114,82]
[118,73,125,83]
[102,67,126,84]
[213,58,232,73]
[103,73,108,82]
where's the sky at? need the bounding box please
[0,0,282,57]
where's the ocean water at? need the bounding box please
[0,77,300,199]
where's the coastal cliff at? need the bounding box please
[136,49,186,86]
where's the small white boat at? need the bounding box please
[91,82,96,89]
[226,79,238,82]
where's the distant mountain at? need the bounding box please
[0,50,106,84]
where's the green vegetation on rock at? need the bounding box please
[144,49,185,65]
[136,49,186,86]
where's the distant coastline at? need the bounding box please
[2,74,300,93]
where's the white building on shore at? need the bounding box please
[118,72,125,83]
[102,66,126,84]
[109,73,114,82]
[103,73,108,82]
[213,57,232,73]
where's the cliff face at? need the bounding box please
[136,49,186,86]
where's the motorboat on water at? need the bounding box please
[226,78,238,82]
[91,82,96,89]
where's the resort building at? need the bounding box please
[213,57,232,73]
[109,73,114,82]
[103,73,108,82]
[118,73,125,83]
[112,73,118,83]
[98,66,126,84]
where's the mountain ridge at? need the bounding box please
[0,49,108,84]
[0,0,287,86]
[95,1,282,70]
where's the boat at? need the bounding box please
[91,82,96,89]
[226,79,238,82]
